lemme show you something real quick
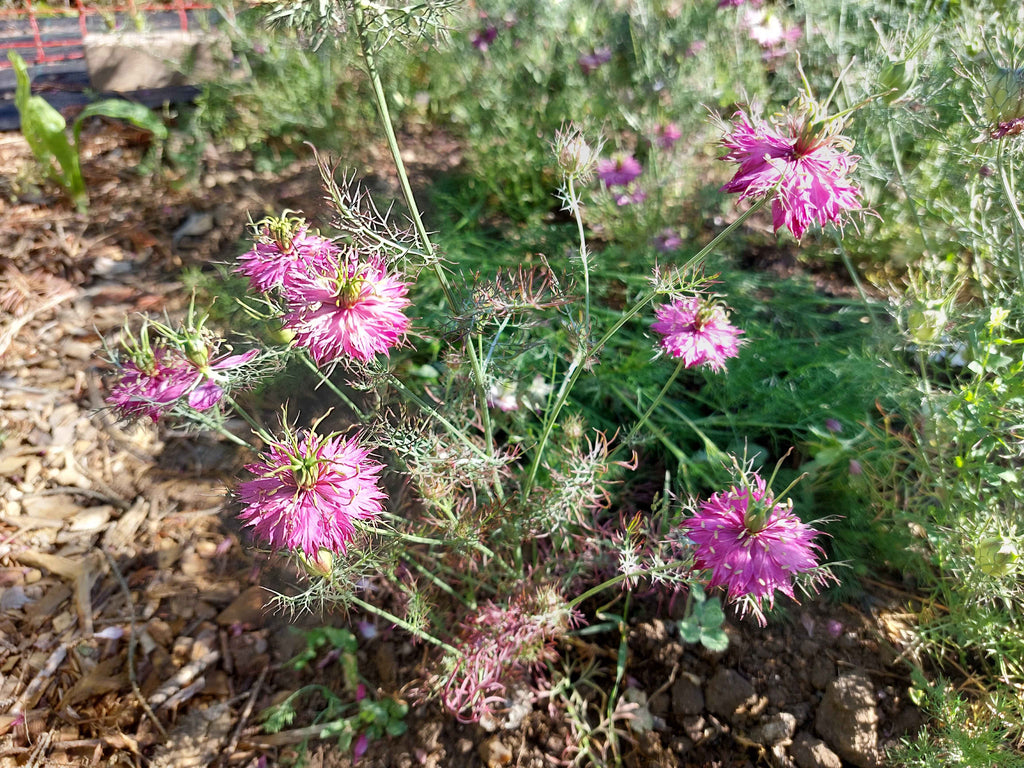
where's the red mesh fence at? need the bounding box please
[0,0,215,69]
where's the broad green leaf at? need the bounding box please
[700,598,726,629]
[73,99,169,148]
[700,627,729,653]
[677,618,701,644]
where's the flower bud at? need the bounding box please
[298,548,335,578]
[975,536,1019,578]
[985,67,1024,124]
[553,124,599,182]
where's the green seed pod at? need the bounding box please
[907,305,948,344]
[985,67,1024,123]
[879,59,917,104]
[975,536,1019,578]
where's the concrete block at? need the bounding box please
[84,29,228,92]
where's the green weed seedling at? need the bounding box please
[677,584,729,653]
[9,51,168,212]
[263,627,408,764]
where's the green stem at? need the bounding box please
[996,140,1024,283]
[566,561,682,611]
[223,394,276,444]
[352,1,501,496]
[521,198,769,498]
[832,234,880,327]
[402,552,475,609]
[620,358,686,449]
[188,408,255,449]
[297,351,368,421]
[568,176,592,335]
[349,595,460,656]
[887,122,937,260]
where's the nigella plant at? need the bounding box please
[94,0,876,745]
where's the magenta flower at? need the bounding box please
[471,25,498,51]
[107,333,259,422]
[107,347,199,421]
[284,251,411,364]
[596,155,643,188]
[651,296,743,372]
[652,228,683,252]
[613,185,647,206]
[652,122,682,150]
[236,216,340,294]
[682,473,826,623]
[719,108,862,240]
[236,428,386,557]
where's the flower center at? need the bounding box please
[333,272,367,309]
[290,454,323,490]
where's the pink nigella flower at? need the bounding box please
[652,228,683,252]
[106,324,260,421]
[284,250,411,364]
[596,155,643,188]
[236,215,340,295]
[107,347,200,421]
[682,473,826,624]
[236,428,386,557]
[652,122,683,150]
[719,107,862,240]
[613,186,647,206]
[651,296,743,372]
[471,24,499,51]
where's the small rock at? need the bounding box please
[810,656,836,690]
[790,732,842,768]
[750,712,797,745]
[815,673,880,768]
[478,736,512,767]
[771,742,796,768]
[705,668,757,723]
[671,672,704,716]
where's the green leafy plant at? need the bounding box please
[677,583,728,652]
[9,51,168,211]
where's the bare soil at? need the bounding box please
[0,124,925,768]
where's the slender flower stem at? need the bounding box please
[349,595,460,656]
[621,358,686,448]
[223,394,276,444]
[996,140,1024,282]
[568,177,592,334]
[566,562,683,611]
[185,406,256,449]
[522,198,769,498]
[297,351,368,421]
[352,2,501,494]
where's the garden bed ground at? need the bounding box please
[0,123,928,767]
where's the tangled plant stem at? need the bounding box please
[351,1,504,502]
